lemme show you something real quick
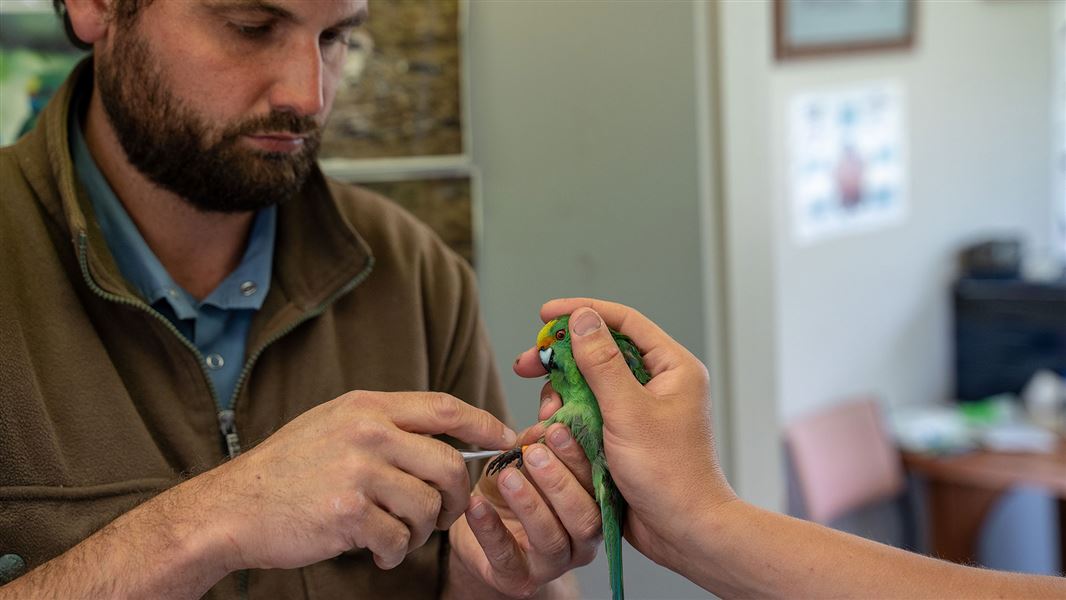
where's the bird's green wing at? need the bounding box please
[611,330,651,385]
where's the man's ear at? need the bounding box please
[62,0,113,46]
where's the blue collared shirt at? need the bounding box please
[70,114,276,409]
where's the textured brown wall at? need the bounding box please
[361,177,473,264]
[322,0,462,159]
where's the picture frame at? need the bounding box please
[320,0,466,162]
[319,0,478,267]
[774,0,915,61]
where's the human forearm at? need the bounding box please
[682,500,1066,599]
[0,475,229,599]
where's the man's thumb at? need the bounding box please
[569,308,646,419]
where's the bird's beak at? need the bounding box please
[539,346,554,371]
[536,319,558,371]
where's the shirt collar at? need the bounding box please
[24,57,373,332]
[69,103,275,318]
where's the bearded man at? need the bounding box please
[0,1,600,598]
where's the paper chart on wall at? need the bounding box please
[789,81,908,245]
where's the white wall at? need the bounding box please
[718,0,1055,426]
[717,0,787,511]
[1054,0,1066,258]
[469,1,720,597]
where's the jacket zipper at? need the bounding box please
[77,233,234,452]
[77,232,376,460]
[79,233,374,599]
[223,254,376,421]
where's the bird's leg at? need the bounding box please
[486,407,571,475]
[487,421,559,475]
[486,444,534,475]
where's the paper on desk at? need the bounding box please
[978,423,1057,453]
[889,403,975,454]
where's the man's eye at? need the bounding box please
[229,22,273,39]
[320,28,351,47]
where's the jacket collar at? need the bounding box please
[14,57,374,315]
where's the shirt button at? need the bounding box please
[239,281,258,297]
[205,354,225,370]
[0,553,26,584]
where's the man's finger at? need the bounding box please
[539,383,562,420]
[567,308,649,423]
[495,467,572,571]
[389,392,517,449]
[543,423,594,494]
[522,443,602,565]
[515,421,548,447]
[382,434,471,530]
[514,348,547,378]
[465,497,533,595]
[541,298,690,377]
[367,470,442,552]
[338,493,411,570]
[540,298,666,349]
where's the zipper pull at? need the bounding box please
[218,409,242,458]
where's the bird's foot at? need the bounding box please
[487,446,526,475]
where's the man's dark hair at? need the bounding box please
[52,0,154,50]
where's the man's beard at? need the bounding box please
[96,30,322,213]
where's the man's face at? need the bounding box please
[96,0,367,213]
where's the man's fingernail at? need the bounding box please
[469,501,488,519]
[501,470,523,490]
[571,310,602,336]
[526,446,549,468]
[549,427,572,449]
[503,427,518,446]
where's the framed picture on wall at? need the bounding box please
[774,0,915,61]
[360,175,474,265]
[321,0,465,160]
[318,0,478,268]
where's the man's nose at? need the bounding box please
[269,39,326,117]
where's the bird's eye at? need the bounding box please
[555,329,566,341]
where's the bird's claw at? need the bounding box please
[487,447,525,475]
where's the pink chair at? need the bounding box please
[784,398,905,524]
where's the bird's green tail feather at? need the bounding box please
[596,464,625,600]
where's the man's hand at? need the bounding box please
[512,299,737,572]
[209,390,517,572]
[3,390,515,599]
[446,423,600,599]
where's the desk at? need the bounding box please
[902,439,1066,565]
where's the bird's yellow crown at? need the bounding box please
[536,319,558,350]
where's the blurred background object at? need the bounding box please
[0,5,86,145]
[785,397,915,551]
[953,269,1066,405]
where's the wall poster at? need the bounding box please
[788,81,908,245]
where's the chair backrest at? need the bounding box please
[784,397,905,524]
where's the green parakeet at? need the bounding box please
[488,315,650,600]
